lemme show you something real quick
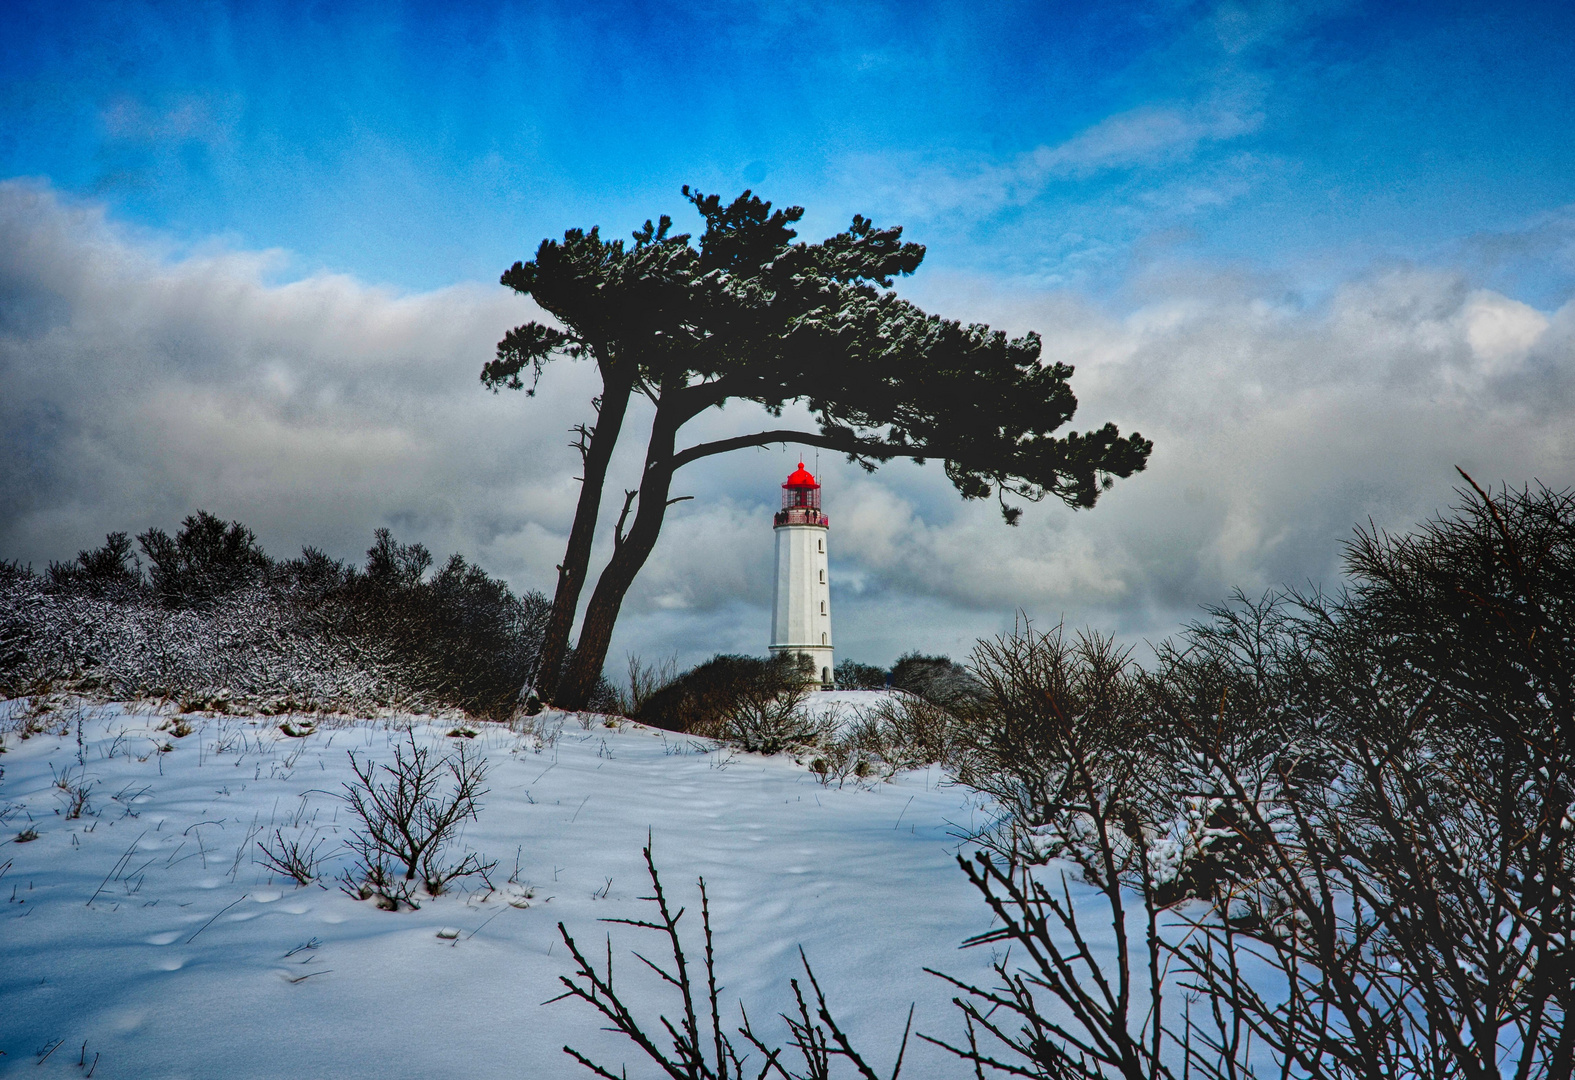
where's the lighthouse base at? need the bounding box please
[770,645,835,690]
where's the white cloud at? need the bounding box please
[1461,291,1549,373]
[0,179,592,586]
[836,92,1263,226]
[4,181,1574,673]
[852,260,1575,649]
[1027,100,1262,180]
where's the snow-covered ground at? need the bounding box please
[0,701,1008,1079]
[800,688,900,727]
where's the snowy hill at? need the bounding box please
[799,688,901,726]
[0,701,1009,1078]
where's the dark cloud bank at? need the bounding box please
[4,179,1574,670]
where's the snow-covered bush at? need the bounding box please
[1,514,551,718]
[807,708,885,785]
[1,567,431,712]
[326,531,551,718]
[809,693,958,785]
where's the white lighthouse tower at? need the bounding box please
[770,461,834,688]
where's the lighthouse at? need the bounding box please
[770,461,834,688]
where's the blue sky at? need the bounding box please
[4,0,1575,668]
[7,0,1573,298]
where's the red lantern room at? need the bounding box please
[782,461,820,508]
[775,462,829,526]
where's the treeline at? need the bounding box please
[0,511,550,718]
[567,477,1575,1080]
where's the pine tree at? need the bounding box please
[487,189,1152,710]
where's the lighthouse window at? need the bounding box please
[820,601,826,615]
[818,538,824,552]
[821,633,828,645]
[819,569,825,583]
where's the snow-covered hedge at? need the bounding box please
[0,515,550,717]
[2,570,437,712]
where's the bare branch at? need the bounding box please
[668,430,904,474]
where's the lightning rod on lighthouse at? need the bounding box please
[770,461,833,688]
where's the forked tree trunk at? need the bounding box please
[553,402,684,711]
[551,411,891,710]
[531,370,635,704]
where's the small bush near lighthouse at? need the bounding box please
[633,652,821,744]
[834,659,887,690]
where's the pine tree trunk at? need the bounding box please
[553,402,682,711]
[530,371,635,704]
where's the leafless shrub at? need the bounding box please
[910,618,1202,1080]
[339,730,494,910]
[1148,477,1575,1080]
[51,763,95,820]
[617,652,678,717]
[872,692,958,768]
[808,708,883,786]
[947,619,1160,862]
[720,676,832,756]
[810,694,959,785]
[552,838,911,1079]
[901,610,1341,1080]
[510,710,562,753]
[256,829,326,886]
[920,850,1189,1080]
[925,478,1575,1080]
